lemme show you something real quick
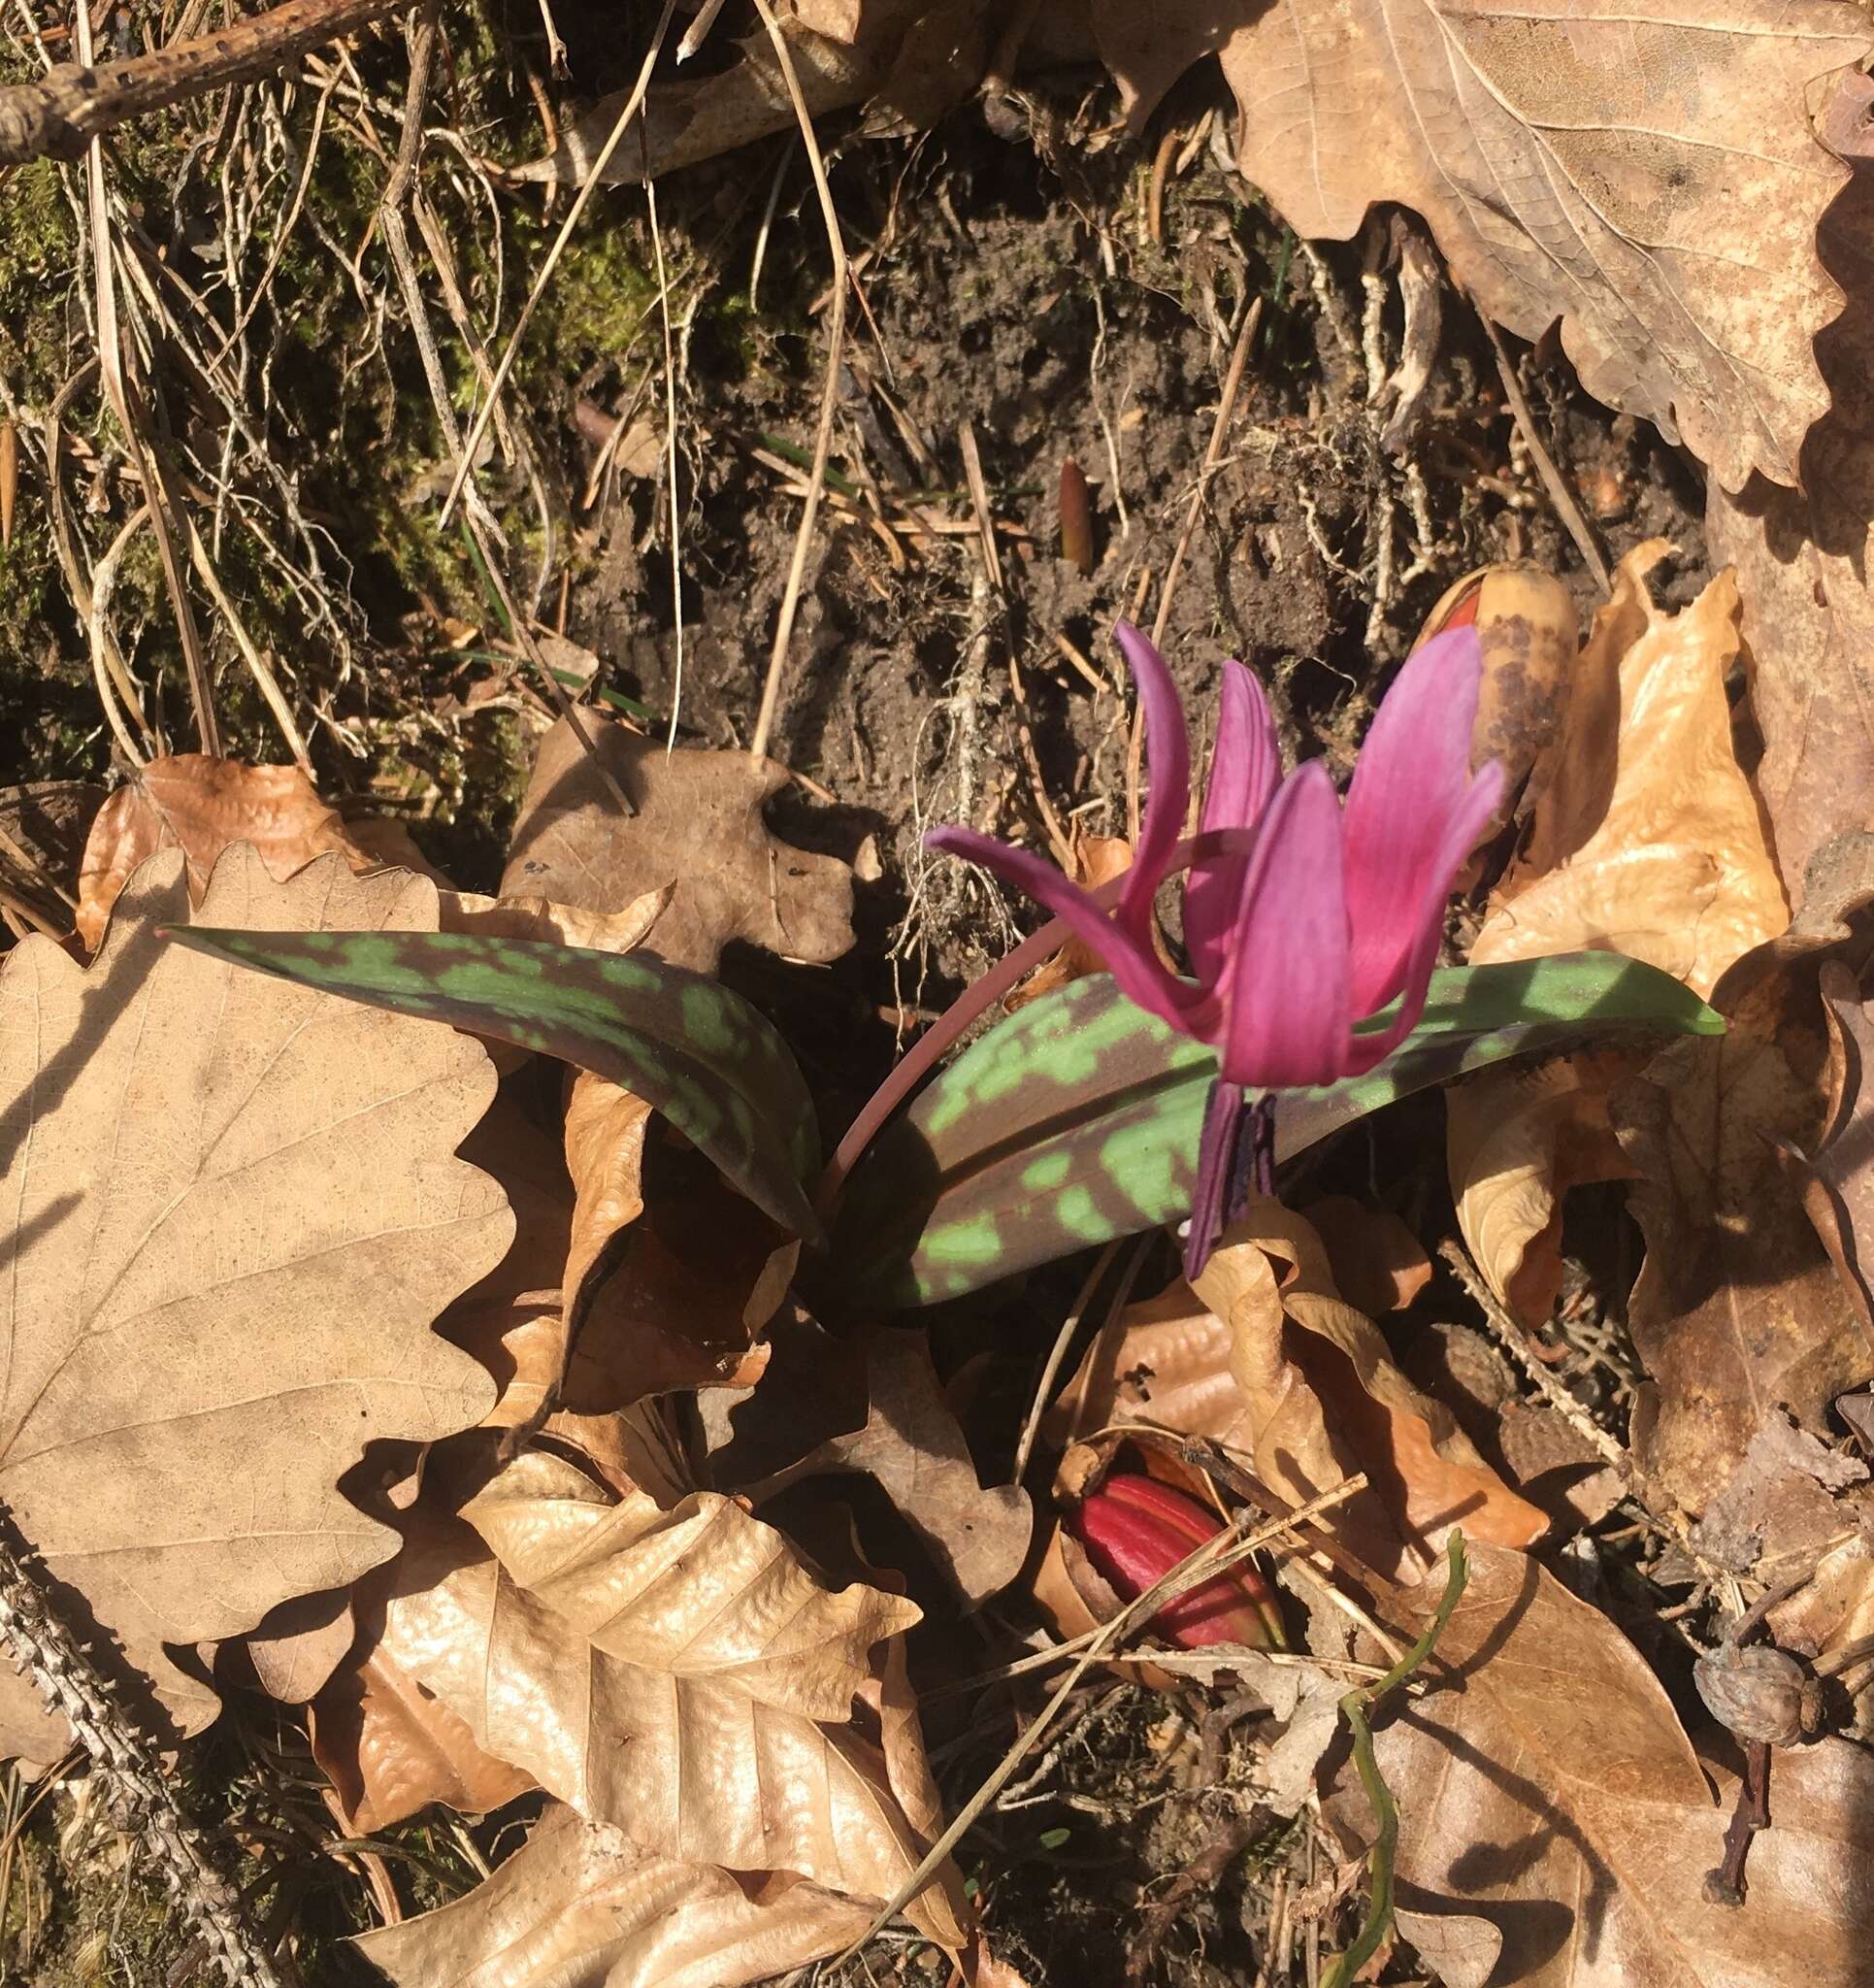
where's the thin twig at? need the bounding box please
[747,0,846,763]
[1479,316,1611,593]
[642,132,685,748]
[0,0,407,162]
[1012,1241,1125,1486]
[438,0,676,529]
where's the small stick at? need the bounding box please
[0,1504,283,1987]
[1479,316,1611,594]
[747,0,847,763]
[0,0,409,163]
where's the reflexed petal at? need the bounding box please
[1342,759,1508,1074]
[1218,762,1352,1088]
[1342,627,1490,1015]
[925,825,1199,1029]
[1186,662,1279,982]
[1113,622,1192,930]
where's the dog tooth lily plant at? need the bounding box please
[927,622,1505,1278]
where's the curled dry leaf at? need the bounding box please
[354,1802,875,1988]
[75,755,381,950]
[503,713,854,975]
[0,847,507,1734]
[0,780,102,937]
[1471,545,1788,999]
[1446,1053,1637,1331]
[1192,1209,1547,1577]
[310,1642,535,1835]
[1005,834,1140,1011]
[1213,4,1869,491]
[378,1451,963,1941]
[1349,1546,1874,1988]
[1050,1205,1543,1584]
[1454,544,1788,1324]
[740,1328,1032,1610]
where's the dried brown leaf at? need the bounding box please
[1303,1195,1432,1318]
[1217,5,1869,491]
[1705,160,1874,901]
[378,1452,962,1938]
[1447,1053,1638,1330]
[0,848,507,1733]
[1471,547,1788,1000]
[353,1802,875,1988]
[749,1328,1033,1609]
[1612,956,1873,1513]
[1356,1547,1874,1987]
[310,1642,535,1834]
[1004,835,1140,1011]
[0,1656,68,1778]
[0,780,101,936]
[504,714,853,975]
[1194,1209,1547,1575]
[246,1589,356,1705]
[74,756,384,951]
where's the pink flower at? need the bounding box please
[927,621,1503,1276]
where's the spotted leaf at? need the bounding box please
[161,928,822,1242]
[837,955,1721,1306]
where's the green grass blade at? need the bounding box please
[162,927,823,1242]
[836,953,1720,1305]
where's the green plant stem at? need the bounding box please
[1324,1532,1470,1988]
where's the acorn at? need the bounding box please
[1069,1474,1283,1649]
[1418,561,1578,814]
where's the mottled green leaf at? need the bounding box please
[161,928,823,1242]
[836,954,1721,1306]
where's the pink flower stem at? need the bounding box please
[815,826,1253,1223]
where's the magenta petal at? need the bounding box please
[924,825,1198,1027]
[1186,662,1279,982]
[1342,758,1509,1075]
[1342,627,1490,1017]
[1219,763,1352,1089]
[1113,621,1192,931]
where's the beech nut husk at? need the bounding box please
[1069,1474,1283,1650]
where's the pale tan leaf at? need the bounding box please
[74,755,384,950]
[1471,547,1788,1000]
[1358,1546,1874,1987]
[310,1643,535,1834]
[353,1803,875,1988]
[438,884,673,955]
[504,714,853,975]
[0,847,508,1731]
[1218,4,1869,490]
[0,1654,69,1777]
[379,1456,961,1938]
[1393,1908,1502,1988]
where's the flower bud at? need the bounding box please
[1419,561,1577,806]
[1069,1474,1282,1649]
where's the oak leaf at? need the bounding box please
[354,1802,875,1988]
[503,713,854,976]
[1355,1545,1874,1987]
[378,1452,963,1939]
[1215,3,1869,491]
[0,847,507,1733]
